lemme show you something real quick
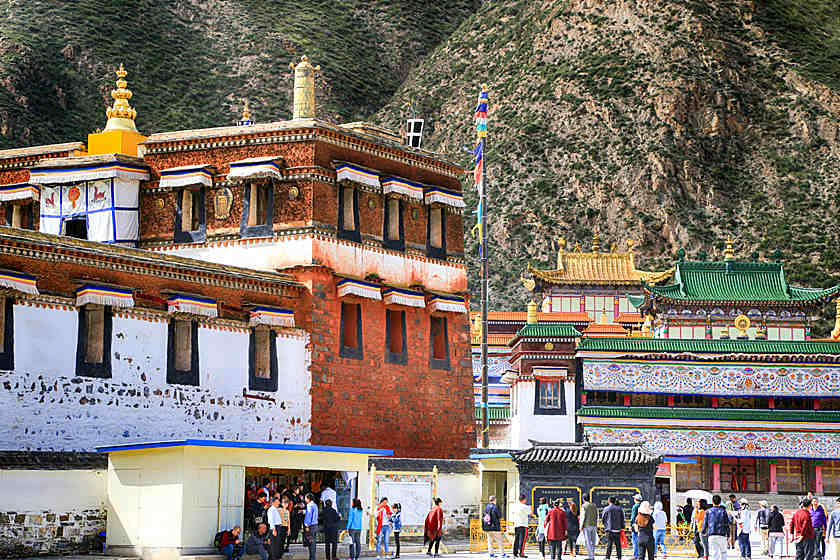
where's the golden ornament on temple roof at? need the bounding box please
[104,64,138,132]
[723,236,735,261]
[831,300,840,340]
[290,55,320,120]
[526,300,538,324]
[626,239,635,252]
[592,227,601,252]
[242,99,251,122]
[734,314,750,337]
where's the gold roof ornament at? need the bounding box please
[723,236,735,261]
[290,55,320,120]
[626,239,635,252]
[832,300,840,340]
[592,227,601,252]
[104,64,138,132]
[526,300,538,324]
[237,99,254,126]
[734,314,750,338]
[556,237,566,271]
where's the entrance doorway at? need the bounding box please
[722,457,758,493]
[481,470,508,512]
[655,477,671,522]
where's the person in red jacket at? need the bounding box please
[790,498,816,560]
[219,526,244,560]
[425,498,445,557]
[547,500,568,560]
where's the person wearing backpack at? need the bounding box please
[216,526,244,560]
[483,495,505,557]
[635,502,655,560]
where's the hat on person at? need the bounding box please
[639,501,653,515]
[740,498,749,504]
[634,494,643,501]
[759,500,768,507]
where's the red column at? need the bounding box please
[667,395,675,407]
[770,463,778,493]
[816,465,824,495]
[581,392,587,405]
[613,296,619,321]
[815,399,821,410]
[712,397,719,408]
[623,394,631,406]
[769,397,775,409]
[713,462,721,491]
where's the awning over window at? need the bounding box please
[167,295,218,318]
[76,284,135,308]
[381,177,424,202]
[336,278,382,301]
[382,287,425,308]
[249,307,295,328]
[0,270,38,296]
[335,163,380,190]
[29,162,149,184]
[159,165,215,189]
[424,186,465,209]
[428,294,467,314]
[0,183,38,202]
[227,156,284,182]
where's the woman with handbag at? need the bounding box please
[547,500,568,560]
[635,501,656,560]
[565,503,580,557]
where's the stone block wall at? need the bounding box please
[0,509,105,558]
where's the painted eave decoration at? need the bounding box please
[159,164,216,189]
[0,269,38,296]
[423,186,465,209]
[381,176,424,202]
[428,294,467,314]
[29,161,150,184]
[249,306,295,328]
[76,284,134,308]
[335,162,381,190]
[336,277,382,300]
[0,183,39,202]
[382,287,425,308]
[167,295,218,318]
[227,156,284,182]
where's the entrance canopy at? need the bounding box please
[97,439,392,559]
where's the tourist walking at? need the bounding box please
[537,497,550,559]
[736,498,752,560]
[483,495,505,558]
[631,494,643,560]
[346,498,364,560]
[392,503,403,559]
[767,505,785,560]
[303,493,319,560]
[790,498,816,560]
[653,502,667,559]
[755,501,770,557]
[580,496,598,560]
[603,496,626,560]
[726,495,740,550]
[547,499,568,560]
[322,499,341,560]
[812,498,827,560]
[635,501,655,560]
[683,499,694,529]
[826,498,840,560]
[565,502,580,557]
[375,497,393,560]
[425,498,444,557]
[692,499,708,560]
[702,495,730,560]
[513,494,531,558]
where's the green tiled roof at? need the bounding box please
[513,323,582,339]
[646,260,839,303]
[578,405,840,423]
[474,406,511,420]
[576,337,840,355]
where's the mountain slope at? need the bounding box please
[376,0,840,331]
[0,0,477,147]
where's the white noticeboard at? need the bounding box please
[377,481,432,526]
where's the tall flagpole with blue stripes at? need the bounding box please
[475,86,489,448]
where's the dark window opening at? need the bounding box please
[383,197,404,251]
[64,218,88,240]
[535,379,567,415]
[426,207,446,259]
[338,186,361,243]
[6,203,34,230]
[167,319,199,385]
[175,188,206,243]
[241,182,275,238]
[339,302,363,359]
[385,309,407,365]
[248,326,278,391]
[75,305,112,378]
[429,315,449,369]
[0,296,13,370]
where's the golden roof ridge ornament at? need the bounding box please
[290,55,320,120]
[526,300,538,325]
[723,236,735,261]
[592,226,601,252]
[238,99,254,126]
[556,237,566,271]
[104,64,138,132]
[832,300,840,340]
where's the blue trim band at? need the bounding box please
[663,456,698,464]
[95,439,394,455]
[469,453,512,460]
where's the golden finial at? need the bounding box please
[610,243,616,254]
[723,236,735,261]
[104,63,138,132]
[831,300,840,340]
[526,300,538,325]
[626,239,635,252]
[556,237,566,270]
[242,99,251,121]
[574,242,582,253]
[290,55,320,119]
[592,226,601,252]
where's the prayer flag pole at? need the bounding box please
[474,86,490,448]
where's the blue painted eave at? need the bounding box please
[96,439,393,456]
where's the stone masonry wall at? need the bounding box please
[0,508,105,558]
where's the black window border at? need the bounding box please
[534,379,567,415]
[339,302,363,359]
[429,315,450,370]
[5,203,35,231]
[75,305,112,379]
[426,206,447,259]
[248,327,278,391]
[338,185,361,243]
[240,181,275,239]
[385,309,407,365]
[383,197,405,252]
[0,296,13,370]
[166,319,200,386]
[174,187,206,243]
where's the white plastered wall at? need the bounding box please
[508,380,576,450]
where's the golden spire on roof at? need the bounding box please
[723,236,735,261]
[290,55,320,119]
[242,99,251,121]
[526,300,538,324]
[832,300,840,340]
[104,64,138,132]
[556,237,566,271]
[592,227,601,252]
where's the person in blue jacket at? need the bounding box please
[392,503,403,559]
[346,499,364,560]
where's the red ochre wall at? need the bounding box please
[298,266,474,458]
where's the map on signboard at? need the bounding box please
[378,481,432,526]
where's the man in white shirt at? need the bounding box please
[736,498,752,560]
[512,494,532,558]
[267,496,283,560]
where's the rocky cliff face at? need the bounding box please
[376,0,840,331]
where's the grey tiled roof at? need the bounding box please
[513,442,660,465]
